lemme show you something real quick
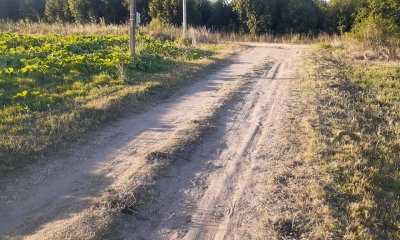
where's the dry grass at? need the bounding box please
[0,21,337,46]
[216,32,336,44]
[321,34,400,60]
[0,20,129,35]
[256,64,338,239]
[299,41,400,239]
[257,38,399,239]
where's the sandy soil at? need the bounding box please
[0,43,307,239]
[120,44,307,240]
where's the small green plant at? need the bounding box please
[318,42,333,50]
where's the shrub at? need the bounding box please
[353,14,400,50]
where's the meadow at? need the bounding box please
[0,25,227,171]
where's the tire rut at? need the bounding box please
[0,44,307,240]
[125,44,307,240]
[0,44,275,239]
[185,59,286,240]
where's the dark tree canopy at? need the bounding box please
[0,0,399,37]
[0,0,46,21]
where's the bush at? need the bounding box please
[353,15,400,49]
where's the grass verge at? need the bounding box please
[258,42,399,240]
[298,44,400,239]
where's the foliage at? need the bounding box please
[67,0,102,23]
[101,0,129,24]
[206,0,238,31]
[45,0,72,22]
[232,0,325,35]
[149,0,181,25]
[149,0,238,30]
[0,32,202,111]
[352,0,400,48]
[0,0,46,21]
[1,0,399,50]
[4,0,399,41]
[232,0,276,34]
[124,0,151,24]
[326,0,363,34]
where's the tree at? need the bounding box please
[286,0,321,34]
[20,0,46,21]
[0,0,46,22]
[327,0,365,34]
[352,0,400,49]
[189,0,210,26]
[0,0,21,20]
[101,0,128,24]
[149,0,181,25]
[126,0,151,24]
[67,0,103,23]
[208,0,238,31]
[233,0,277,34]
[233,0,322,34]
[45,0,72,22]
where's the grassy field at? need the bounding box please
[301,42,400,239]
[0,25,233,172]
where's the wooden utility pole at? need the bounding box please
[130,0,136,57]
[183,0,187,38]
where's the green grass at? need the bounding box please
[307,45,400,239]
[0,31,224,171]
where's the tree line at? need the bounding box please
[0,0,399,37]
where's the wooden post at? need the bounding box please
[130,0,136,57]
[183,0,187,38]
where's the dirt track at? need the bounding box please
[0,43,307,239]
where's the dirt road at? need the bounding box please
[0,43,307,239]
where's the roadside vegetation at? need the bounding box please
[281,39,399,239]
[259,38,399,239]
[0,26,233,171]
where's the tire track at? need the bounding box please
[184,60,287,240]
[0,45,271,239]
[95,44,307,240]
